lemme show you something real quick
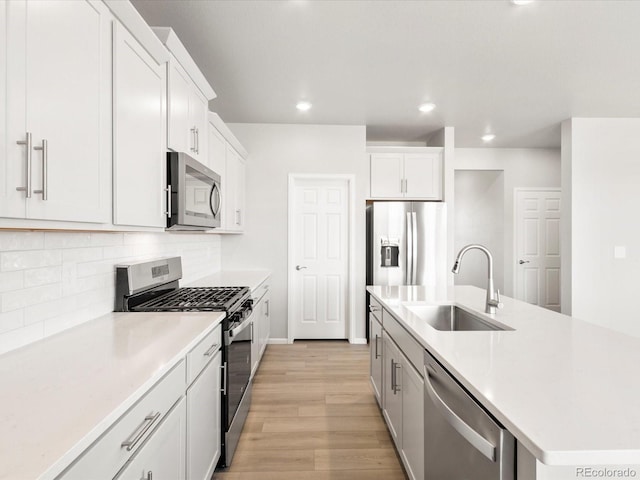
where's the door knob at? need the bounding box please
[296,265,307,271]
[518,260,530,264]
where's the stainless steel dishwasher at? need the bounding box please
[423,350,514,480]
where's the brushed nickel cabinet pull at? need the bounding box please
[16,132,32,198]
[204,343,219,357]
[33,139,48,200]
[120,411,161,451]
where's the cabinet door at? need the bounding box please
[401,359,424,480]
[224,146,245,231]
[22,0,112,222]
[0,1,25,219]
[370,153,404,198]
[250,306,260,377]
[382,333,402,450]
[115,397,186,480]
[208,122,226,175]
[167,58,191,154]
[369,316,383,407]
[186,352,221,480]
[403,152,443,200]
[260,291,270,357]
[189,87,208,164]
[236,157,246,230]
[113,21,167,228]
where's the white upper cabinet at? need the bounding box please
[224,145,246,232]
[153,27,215,166]
[1,0,112,223]
[208,112,248,233]
[369,149,443,200]
[112,20,168,228]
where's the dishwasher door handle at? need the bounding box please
[424,365,497,462]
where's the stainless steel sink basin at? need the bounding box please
[404,304,513,331]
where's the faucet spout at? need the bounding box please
[451,244,503,314]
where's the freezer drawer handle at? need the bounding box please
[424,365,497,462]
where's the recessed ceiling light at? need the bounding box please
[510,0,534,5]
[482,134,496,142]
[296,101,312,111]
[418,103,436,113]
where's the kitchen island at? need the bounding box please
[368,284,640,479]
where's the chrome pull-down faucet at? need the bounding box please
[452,244,504,314]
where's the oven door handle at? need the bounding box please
[229,317,252,339]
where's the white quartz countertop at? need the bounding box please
[367,284,640,466]
[0,310,224,480]
[187,269,271,292]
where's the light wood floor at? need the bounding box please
[215,341,408,480]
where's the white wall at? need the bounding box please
[222,123,367,341]
[454,148,561,296]
[562,118,640,338]
[454,170,505,291]
[0,231,221,354]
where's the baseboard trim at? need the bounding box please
[267,338,289,345]
[350,338,367,345]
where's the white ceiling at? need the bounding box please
[131,0,640,148]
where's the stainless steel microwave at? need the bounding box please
[166,152,221,230]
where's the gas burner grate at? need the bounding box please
[132,286,248,312]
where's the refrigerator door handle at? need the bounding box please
[412,212,418,284]
[406,211,413,285]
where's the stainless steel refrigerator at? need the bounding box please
[366,201,447,286]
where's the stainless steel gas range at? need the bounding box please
[115,257,252,468]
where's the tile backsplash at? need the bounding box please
[0,231,221,355]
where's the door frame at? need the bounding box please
[287,173,356,344]
[512,187,561,303]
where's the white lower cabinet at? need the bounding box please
[382,332,403,449]
[250,279,271,377]
[369,314,383,406]
[114,397,186,480]
[401,358,424,480]
[186,348,221,480]
[376,306,425,480]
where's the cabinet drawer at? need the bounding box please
[251,279,270,304]
[382,309,423,376]
[59,361,186,480]
[187,323,222,385]
[368,297,383,323]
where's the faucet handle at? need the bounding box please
[494,289,504,309]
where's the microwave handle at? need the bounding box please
[210,183,222,218]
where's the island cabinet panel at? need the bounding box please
[2,0,112,223]
[372,301,425,480]
[369,313,383,406]
[382,332,403,451]
[401,358,424,480]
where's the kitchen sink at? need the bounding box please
[404,304,513,331]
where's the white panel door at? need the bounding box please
[515,189,561,312]
[113,21,166,227]
[23,0,111,223]
[292,179,349,339]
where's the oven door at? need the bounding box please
[226,316,252,427]
[167,152,221,230]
